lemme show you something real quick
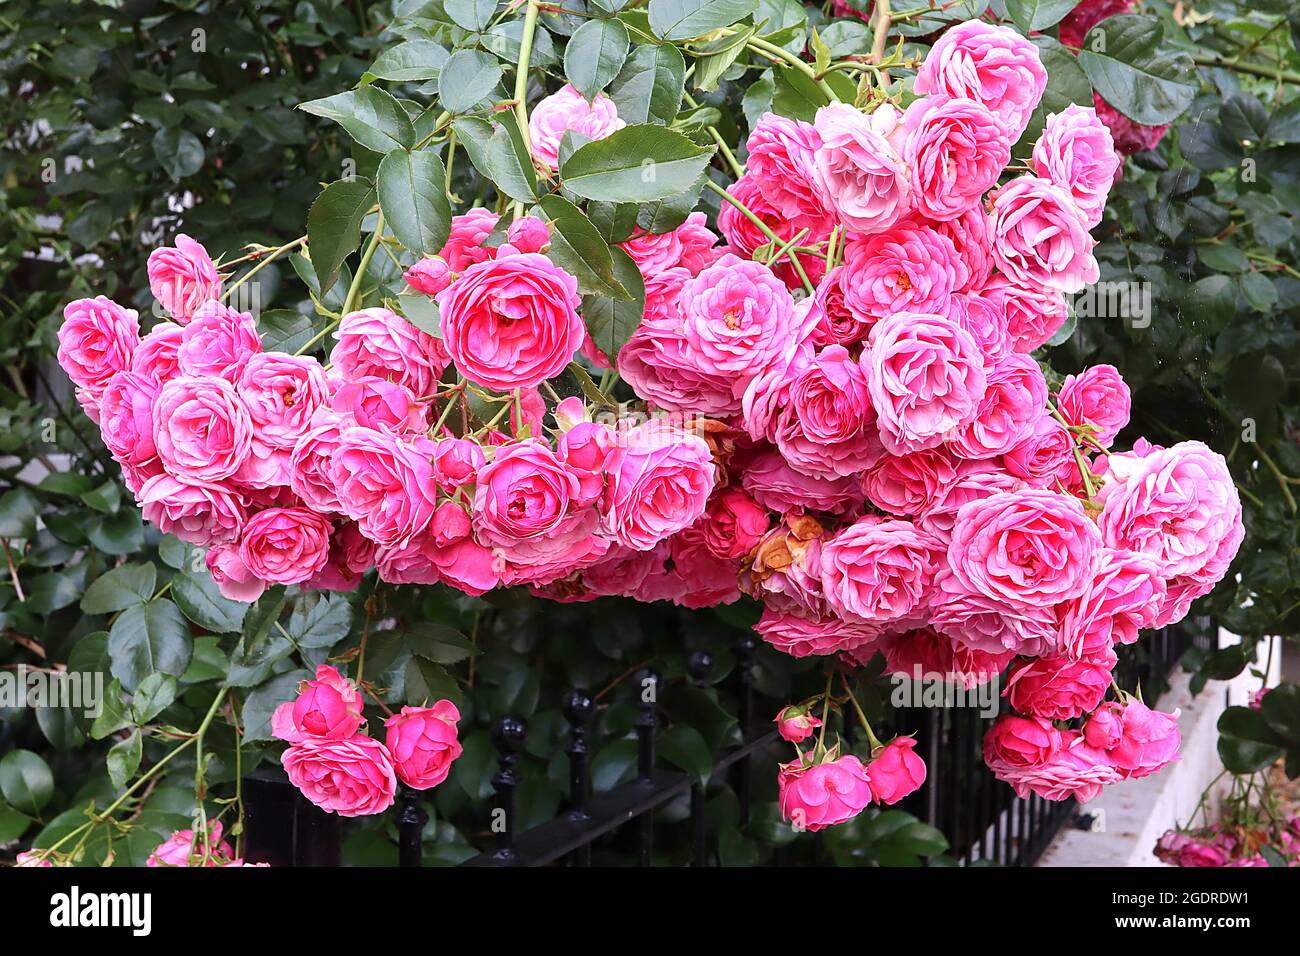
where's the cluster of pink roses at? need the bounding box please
[275,665,462,816]
[1156,817,1300,868]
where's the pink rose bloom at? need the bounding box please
[1155,832,1230,868]
[206,543,267,602]
[385,701,463,790]
[528,84,626,169]
[1095,440,1243,626]
[137,472,246,546]
[930,572,1061,656]
[778,754,874,831]
[152,376,252,482]
[812,102,910,235]
[238,506,332,585]
[1000,413,1075,489]
[147,821,235,867]
[861,447,965,517]
[147,234,221,323]
[1006,656,1112,721]
[950,353,1047,460]
[741,448,863,517]
[331,376,429,436]
[808,265,873,347]
[1092,92,1168,156]
[984,715,1062,773]
[330,307,449,398]
[948,292,1011,363]
[618,326,740,416]
[1033,104,1121,227]
[914,20,1047,140]
[98,371,159,469]
[917,467,1024,540]
[700,488,769,559]
[431,437,486,488]
[506,216,550,254]
[289,414,345,514]
[774,705,822,744]
[881,626,1013,688]
[472,439,604,581]
[430,537,503,595]
[177,301,261,380]
[741,340,812,442]
[1057,364,1130,446]
[439,208,499,273]
[272,664,365,742]
[403,256,452,296]
[1059,548,1165,658]
[57,297,141,401]
[843,226,969,327]
[619,212,721,278]
[601,421,715,551]
[331,426,438,549]
[437,252,583,391]
[130,320,184,384]
[746,112,834,236]
[994,731,1122,803]
[238,351,329,452]
[1084,699,1180,779]
[867,737,926,805]
[947,489,1101,607]
[982,274,1070,353]
[925,206,994,291]
[866,310,987,455]
[757,607,882,660]
[559,420,618,504]
[903,96,1011,220]
[775,345,884,478]
[820,516,941,624]
[282,735,397,817]
[660,528,742,609]
[988,176,1100,294]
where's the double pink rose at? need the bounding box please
[778,754,875,831]
[1005,655,1112,721]
[903,96,1011,220]
[272,665,366,742]
[867,737,926,805]
[331,426,438,549]
[820,516,941,624]
[950,352,1047,460]
[384,701,463,790]
[746,112,834,236]
[699,488,769,560]
[177,301,261,379]
[57,297,141,404]
[1057,364,1131,447]
[146,234,221,323]
[238,507,333,585]
[841,226,968,324]
[774,345,884,478]
[527,84,625,169]
[812,102,911,235]
[153,375,252,482]
[988,176,1100,294]
[282,736,397,817]
[1033,104,1121,228]
[601,421,715,552]
[147,821,236,867]
[330,307,449,398]
[1083,700,1181,779]
[138,473,247,547]
[774,705,822,744]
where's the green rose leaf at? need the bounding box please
[564,18,630,100]
[367,40,450,83]
[538,194,631,300]
[560,123,713,202]
[1005,0,1076,32]
[300,87,417,152]
[648,0,759,41]
[1077,15,1197,127]
[152,127,205,179]
[378,149,453,257]
[582,246,645,364]
[172,567,249,634]
[306,178,377,295]
[106,729,143,790]
[107,599,193,693]
[439,50,504,115]
[80,562,156,615]
[0,751,54,815]
[608,42,686,126]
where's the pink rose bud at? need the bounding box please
[272,664,365,743]
[403,256,453,296]
[384,701,464,790]
[867,736,927,805]
[778,753,874,831]
[506,215,550,253]
[774,704,822,743]
[14,851,53,867]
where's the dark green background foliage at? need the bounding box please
[0,0,1297,865]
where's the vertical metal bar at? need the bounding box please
[926,708,941,826]
[562,688,595,867]
[734,634,756,829]
[687,651,713,867]
[489,715,527,864]
[397,785,427,867]
[635,668,659,866]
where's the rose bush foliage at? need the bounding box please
[1,0,1297,866]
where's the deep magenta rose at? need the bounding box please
[1005,656,1112,721]
[385,701,463,790]
[774,705,822,744]
[281,735,397,817]
[881,626,1013,688]
[272,664,365,742]
[867,737,926,805]
[756,607,882,660]
[699,488,769,559]
[238,506,332,585]
[779,754,874,831]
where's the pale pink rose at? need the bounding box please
[98,371,159,469]
[1005,656,1112,721]
[1057,364,1130,446]
[982,274,1070,353]
[206,543,268,602]
[153,376,252,481]
[1033,104,1121,228]
[130,320,184,384]
[812,102,910,234]
[866,311,987,455]
[774,345,884,478]
[861,447,964,517]
[946,489,1101,607]
[559,421,618,504]
[948,292,1011,363]
[331,376,429,436]
[403,256,452,296]
[436,253,583,391]
[992,731,1122,803]
[237,351,330,453]
[1092,92,1168,156]
[1095,440,1242,625]
[741,448,863,517]
[842,226,969,326]
[177,301,261,380]
[1001,413,1076,488]
[757,607,882,660]
[916,467,1024,540]
[385,701,462,790]
[431,438,486,488]
[925,207,994,291]
[774,705,822,744]
[779,754,874,831]
[473,439,604,582]
[881,626,1013,688]
[147,234,221,323]
[903,96,1011,220]
[282,735,397,817]
[1083,699,1180,779]
[699,488,769,559]
[289,413,345,514]
[914,20,1047,140]
[1059,548,1165,658]
[746,112,835,236]
[137,472,246,547]
[439,208,499,273]
[988,176,1100,294]
[984,715,1063,772]
[272,664,365,743]
[820,516,941,624]
[506,216,550,254]
[528,84,625,169]
[602,421,715,551]
[950,353,1046,460]
[147,821,235,867]
[330,307,449,398]
[867,737,926,805]
[57,297,141,401]
[553,396,588,432]
[238,506,332,585]
[331,426,439,549]
[808,265,873,347]
[930,572,1061,656]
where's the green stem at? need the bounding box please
[841,673,884,751]
[514,0,542,157]
[682,91,745,179]
[341,210,385,317]
[220,236,306,303]
[702,178,814,294]
[1193,54,1300,85]
[746,37,840,103]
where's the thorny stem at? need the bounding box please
[746,36,840,103]
[221,237,306,302]
[702,179,814,294]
